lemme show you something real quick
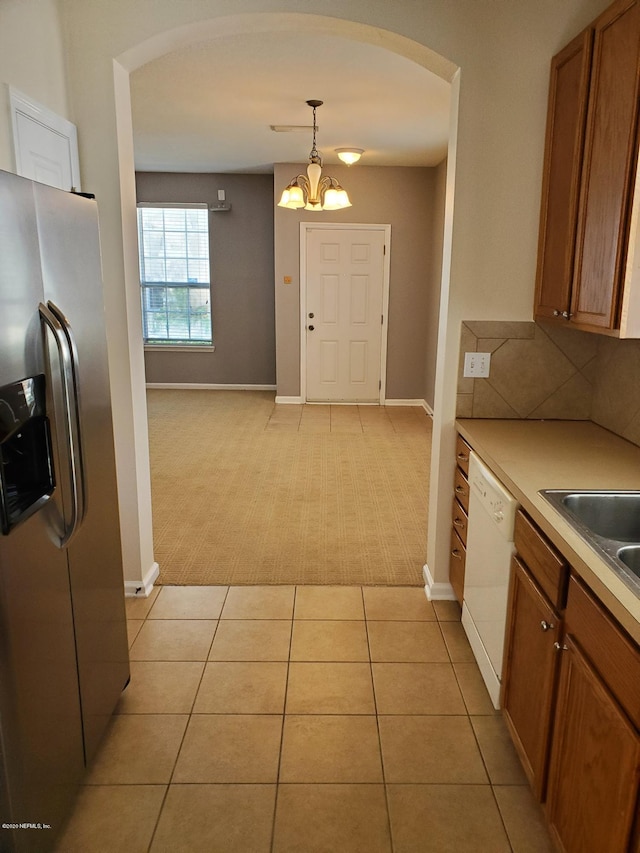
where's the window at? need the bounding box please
[137,204,212,346]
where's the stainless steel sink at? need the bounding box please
[539,490,640,597]
[560,492,640,542]
[617,545,640,577]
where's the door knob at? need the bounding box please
[308,325,315,331]
[308,312,314,319]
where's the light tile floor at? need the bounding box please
[54,585,554,853]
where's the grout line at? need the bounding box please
[362,587,396,853]
[269,591,296,853]
[489,784,516,852]
[141,601,183,853]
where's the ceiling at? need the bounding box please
[129,31,451,174]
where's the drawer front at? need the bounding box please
[565,574,640,729]
[452,498,468,546]
[455,434,471,476]
[449,528,466,605]
[514,510,568,609]
[453,466,470,513]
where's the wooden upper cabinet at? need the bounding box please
[535,30,593,322]
[572,0,640,329]
[535,0,640,335]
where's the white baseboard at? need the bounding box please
[273,396,433,411]
[422,563,456,601]
[124,561,159,597]
[386,399,433,416]
[146,383,276,391]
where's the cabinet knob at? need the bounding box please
[451,548,462,560]
[553,641,569,651]
[457,452,469,462]
[453,517,465,529]
[540,620,555,632]
[455,485,466,494]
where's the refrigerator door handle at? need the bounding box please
[39,301,86,548]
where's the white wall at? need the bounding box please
[0,0,70,171]
[1,0,613,593]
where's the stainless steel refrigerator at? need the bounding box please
[0,170,130,852]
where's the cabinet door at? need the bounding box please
[571,0,640,329]
[546,636,640,853]
[535,29,593,322]
[502,557,561,800]
[449,528,465,605]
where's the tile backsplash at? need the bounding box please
[457,320,640,448]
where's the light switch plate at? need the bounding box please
[463,352,491,378]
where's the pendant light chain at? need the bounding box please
[309,102,320,164]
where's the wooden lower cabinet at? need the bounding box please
[449,435,470,605]
[545,636,640,853]
[502,556,562,799]
[449,528,465,605]
[503,511,640,852]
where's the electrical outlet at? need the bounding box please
[463,352,491,378]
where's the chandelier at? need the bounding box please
[277,100,352,211]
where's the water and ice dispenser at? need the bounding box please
[0,375,55,534]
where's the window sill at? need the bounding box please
[144,345,216,353]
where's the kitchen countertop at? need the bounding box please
[456,418,640,644]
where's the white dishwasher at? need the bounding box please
[461,451,518,709]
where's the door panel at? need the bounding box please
[33,183,129,764]
[320,341,338,384]
[306,228,386,402]
[350,341,367,384]
[350,275,369,324]
[322,275,339,324]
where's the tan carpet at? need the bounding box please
[147,389,431,585]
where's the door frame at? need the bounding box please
[299,221,391,404]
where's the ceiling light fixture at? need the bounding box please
[277,100,352,211]
[335,148,364,166]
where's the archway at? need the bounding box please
[109,12,460,596]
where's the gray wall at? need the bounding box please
[274,163,442,400]
[136,172,275,385]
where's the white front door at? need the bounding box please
[305,227,387,402]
